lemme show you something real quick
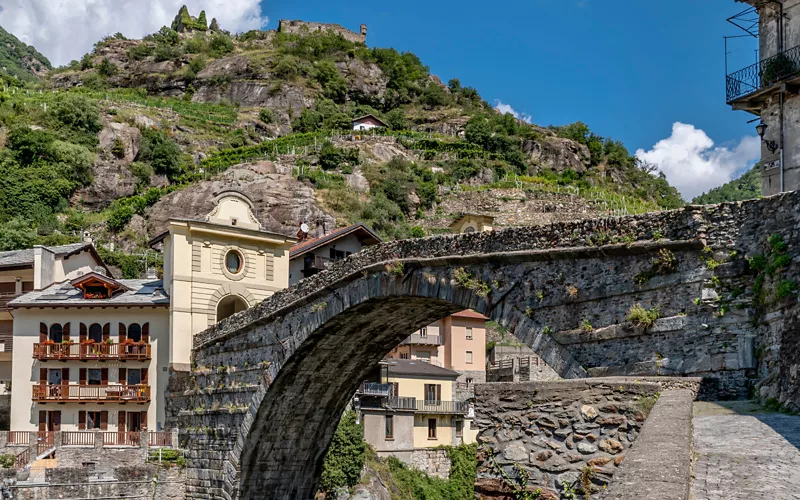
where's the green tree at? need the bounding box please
[107,204,134,232]
[313,60,348,103]
[209,34,234,57]
[0,218,36,251]
[97,58,117,77]
[136,129,182,177]
[465,116,492,148]
[197,11,209,30]
[319,410,365,492]
[386,109,406,131]
[51,94,103,138]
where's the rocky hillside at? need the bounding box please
[0,25,51,80]
[0,8,685,277]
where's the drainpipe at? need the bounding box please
[780,90,785,193]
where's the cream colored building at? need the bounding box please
[360,360,476,463]
[9,191,297,433]
[449,213,494,234]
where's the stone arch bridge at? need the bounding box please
[169,193,800,499]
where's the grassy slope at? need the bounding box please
[0,25,52,80]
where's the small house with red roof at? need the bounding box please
[352,114,388,132]
[289,223,382,285]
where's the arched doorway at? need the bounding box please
[216,295,249,322]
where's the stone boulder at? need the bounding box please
[336,60,388,104]
[192,82,314,117]
[145,162,336,238]
[98,120,142,164]
[524,137,590,174]
[71,160,137,209]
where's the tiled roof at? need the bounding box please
[452,309,488,320]
[0,243,93,269]
[290,223,381,259]
[386,359,460,379]
[9,279,170,308]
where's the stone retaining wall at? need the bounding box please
[474,378,700,499]
[410,449,451,479]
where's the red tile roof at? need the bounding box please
[290,223,381,259]
[452,309,488,319]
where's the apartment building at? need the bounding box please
[9,190,297,433]
[359,359,476,463]
[288,223,381,285]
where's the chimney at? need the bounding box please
[82,231,93,244]
[146,268,158,280]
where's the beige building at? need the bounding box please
[9,191,297,433]
[449,213,494,234]
[360,360,476,463]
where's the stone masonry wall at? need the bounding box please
[473,379,699,499]
[410,449,451,479]
[278,20,366,44]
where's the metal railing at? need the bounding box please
[357,382,391,397]
[62,431,95,446]
[102,432,140,447]
[401,334,443,346]
[32,384,151,403]
[386,397,417,411]
[382,397,469,414]
[33,342,152,361]
[726,44,800,102]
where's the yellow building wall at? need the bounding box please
[390,374,454,401]
[450,215,493,234]
[11,307,169,432]
[444,317,487,372]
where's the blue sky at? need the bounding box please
[264,0,762,198]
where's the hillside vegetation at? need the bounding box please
[0,8,687,277]
[0,26,52,80]
[693,167,761,205]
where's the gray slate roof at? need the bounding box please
[0,243,94,269]
[9,279,170,308]
[386,359,460,379]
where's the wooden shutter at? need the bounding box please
[78,411,86,430]
[119,368,127,386]
[53,411,61,431]
[38,411,46,432]
[142,323,149,343]
[119,323,126,343]
[61,368,69,386]
[39,368,47,385]
[101,368,108,386]
[102,323,110,341]
[141,368,148,385]
[79,368,87,386]
[436,384,441,401]
[118,411,126,431]
[39,323,47,343]
[79,323,87,342]
[140,411,148,431]
[100,411,108,431]
[63,323,70,342]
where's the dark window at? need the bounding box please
[424,384,441,402]
[428,418,437,439]
[127,369,142,385]
[48,369,62,385]
[88,324,103,343]
[87,369,102,385]
[455,420,463,438]
[385,415,394,439]
[84,285,108,298]
[400,352,409,360]
[49,324,63,343]
[330,248,347,261]
[225,251,242,274]
[128,323,142,342]
[127,412,142,432]
[87,411,102,430]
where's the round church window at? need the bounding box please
[225,251,243,274]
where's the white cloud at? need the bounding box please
[0,0,267,66]
[635,122,760,200]
[495,100,532,124]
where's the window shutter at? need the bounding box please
[79,323,87,342]
[79,368,87,385]
[39,323,47,343]
[118,411,126,431]
[141,368,148,385]
[39,368,47,385]
[436,384,441,401]
[100,411,108,431]
[101,368,108,386]
[78,411,86,430]
[140,411,148,431]
[119,368,127,386]
[142,323,149,343]
[119,323,126,343]
[63,323,70,342]
[53,411,61,431]
[61,368,69,386]
[102,323,110,341]
[38,411,46,432]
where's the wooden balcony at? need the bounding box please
[32,384,150,403]
[33,342,151,361]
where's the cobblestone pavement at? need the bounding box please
[691,401,800,500]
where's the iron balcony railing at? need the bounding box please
[356,381,392,397]
[33,342,152,361]
[401,334,443,346]
[382,397,468,414]
[32,384,151,403]
[726,44,800,102]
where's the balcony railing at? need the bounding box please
[102,432,140,447]
[356,382,392,397]
[401,334,443,346]
[33,342,151,361]
[726,44,800,102]
[32,384,150,403]
[62,431,95,446]
[382,397,469,414]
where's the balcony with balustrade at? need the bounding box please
[356,381,392,397]
[364,397,469,415]
[33,342,151,361]
[32,384,150,403]
[726,45,800,111]
[400,334,443,346]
